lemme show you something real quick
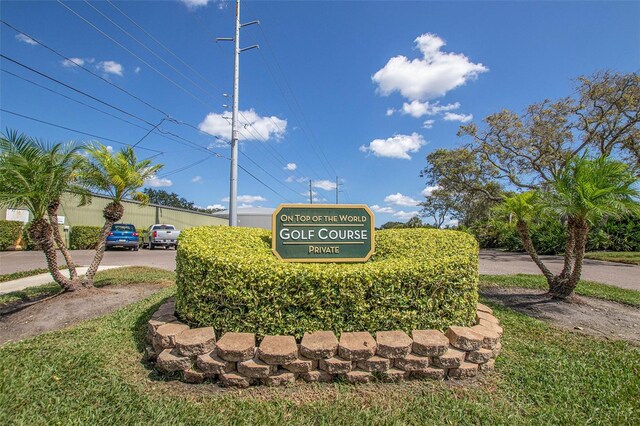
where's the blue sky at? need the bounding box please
[1,0,639,226]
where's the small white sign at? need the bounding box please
[6,209,29,223]
[57,216,65,224]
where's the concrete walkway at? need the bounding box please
[479,249,640,291]
[0,265,127,295]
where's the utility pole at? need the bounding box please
[309,180,313,204]
[216,0,259,226]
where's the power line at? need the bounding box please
[101,3,313,186]
[51,5,309,191]
[57,0,214,110]
[0,19,171,118]
[257,23,339,178]
[1,20,298,202]
[0,108,163,154]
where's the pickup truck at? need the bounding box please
[143,224,180,250]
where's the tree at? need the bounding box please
[405,216,424,228]
[0,130,86,291]
[142,188,223,213]
[504,155,639,300]
[420,148,503,226]
[80,145,162,286]
[458,72,639,189]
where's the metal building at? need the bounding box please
[212,207,275,230]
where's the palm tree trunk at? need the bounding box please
[515,219,555,283]
[559,217,576,279]
[47,201,79,281]
[29,218,79,292]
[549,218,589,300]
[82,202,124,287]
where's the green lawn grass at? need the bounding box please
[480,274,640,307]
[0,267,175,311]
[1,283,639,424]
[585,251,640,265]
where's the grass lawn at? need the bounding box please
[585,251,640,266]
[480,274,640,307]
[0,267,175,311]
[1,281,639,424]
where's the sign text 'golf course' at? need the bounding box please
[272,204,375,262]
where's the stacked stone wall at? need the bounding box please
[146,299,502,387]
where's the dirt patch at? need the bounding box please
[480,286,640,345]
[0,283,166,345]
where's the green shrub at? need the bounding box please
[0,220,24,251]
[470,212,640,254]
[176,227,479,339]
[69,226,102,249]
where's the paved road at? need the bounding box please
[479,249,639,291]
[1,248,638,291]
[0,248,177,275]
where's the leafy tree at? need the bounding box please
[420,148,503,226]
[504,155,639,300]
[0,130,86,291]
[142,188,222,213]
[405,216,424,228]
[80,145,162,286]
[379,221,406,230]
[458,71,639,189]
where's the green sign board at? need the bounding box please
[272,204,375,263]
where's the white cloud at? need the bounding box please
[359,132,426,160]
[134,66,141,74]
[386,108,396,116]
[207,204,226,210]
[445,218,460,227]
[144,176,172,187]
[370,204,396,214]
[191,176,203,183]
[423,119,435,129]
[105,145,114,153]
[15,34,38,45]
[393,210,420,220]
[443,112,473,123]
[372,33,488,101]
[421,185,441,197]
[61,57,85,68]
[313,180,337,191]
[97,60,124,76]
[198,109,287,141]
[384,193,419,206]
[284,163,297,171]
[401,100,460,118]
[180,0,210,9]
[222,195,266,203]
[286,176,308,183]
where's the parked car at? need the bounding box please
[143,224,181,250]
[106,223,139,251]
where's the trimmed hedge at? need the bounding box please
[0,220,24,251]
[176,227,479,339]
[69,226,102,249]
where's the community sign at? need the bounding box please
[272,204,375,262]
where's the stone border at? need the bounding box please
[145,300,502,387]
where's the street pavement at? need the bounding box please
[479,249,639,291]
[1,248,638,292]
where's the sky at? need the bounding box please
[1,0,639,226]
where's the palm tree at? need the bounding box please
[0,130,86,291]
[505,154,640,300]
[80,144,162,286]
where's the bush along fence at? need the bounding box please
[146,298,502,387]
[0,220,24,250]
